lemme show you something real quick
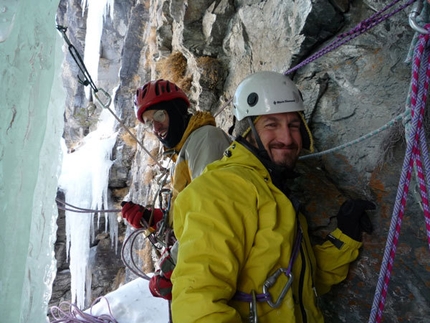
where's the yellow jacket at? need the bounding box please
[172,141,362,323]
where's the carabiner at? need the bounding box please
[409,1,429,34]
[263,269,294,308]
[249,290,258,323]
[93,88,112,109]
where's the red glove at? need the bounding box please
[121,201,164,229]
[121,202,145,228]
[157,248,175,279]
[149,271,173,300]
[148,248,175,300]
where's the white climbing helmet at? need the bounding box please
[232,71,313,152]
[233,71,304,121]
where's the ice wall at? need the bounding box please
[0,0,63,322]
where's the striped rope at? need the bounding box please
[368,24,430,323]
[418,127,430,238]
[412,42,430,245]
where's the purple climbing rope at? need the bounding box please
[285,0,418,75]
[214,0,418,117]
[368,23,430,323]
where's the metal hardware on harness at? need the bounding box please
[263,269,294,308]
[249,290,258,323]
[232,224,302,320]
[409,1,428,34]
[155,188,173,245]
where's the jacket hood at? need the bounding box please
[165,111,216,160]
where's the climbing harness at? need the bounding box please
[368,19,430,323]
[56,25,164,170]
[233,226,303,323]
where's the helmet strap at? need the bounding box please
[247,117,270,160]
[228,115,236,136]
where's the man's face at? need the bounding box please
[251,112,302,169]
[141,109,170,141]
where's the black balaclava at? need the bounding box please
[149,99,190,149]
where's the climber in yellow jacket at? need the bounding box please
[171,71,375,322]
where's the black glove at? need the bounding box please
[337,199,375,241]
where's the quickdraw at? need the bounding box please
[56,25,99,93]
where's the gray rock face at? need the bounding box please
[52,0,430,321]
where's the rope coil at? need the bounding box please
[50,297,118,323]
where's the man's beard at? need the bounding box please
[268,143,299,170]
[272,153,298,170]
[246,133,299,170]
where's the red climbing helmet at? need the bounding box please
[134,79,190,123]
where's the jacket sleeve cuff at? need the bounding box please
[327,228,362,250]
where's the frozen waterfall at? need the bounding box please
[57,0,117,310]
[58,107,118,309]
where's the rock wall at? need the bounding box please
[52,0,430,321]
